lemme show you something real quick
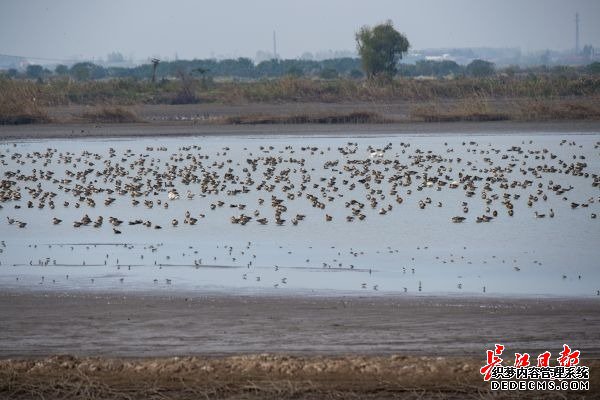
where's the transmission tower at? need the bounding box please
[575,13,580,54]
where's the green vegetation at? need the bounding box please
[465,59,495,77]
[2,50,600,125]
[4,56,600,83]
[588,62,600,74]
[25,65,44,80]
[1,73,599,124]
[2,73,598,125]
[4,58,365,81]
[356,20,410,78]
[2,74,597,107]
[398,60,461,77]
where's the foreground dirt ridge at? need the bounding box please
[1,355,597,399]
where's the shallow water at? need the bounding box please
[0,132,598,297]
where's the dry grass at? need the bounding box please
[215,76,600,104]
[224,111,390,125]
[0,355,595,400]
[410,98,510,122]
[36,78,170,106]
[410,96,600,122]
[5,75,600,107]
[79,107,141,123]
[3,76,599,125]
[516,99,600,120]
[0,79,51,124]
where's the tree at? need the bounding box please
[55,64,69,75]
[70,62,92,81]
[286,66,304,77]
[355,20,409,78]
[69,62,106,80]
[6,68,19,78]
[414,60,462,77]
[349,69,364,79]
[319,67,338,79]
[465,59,495,77]
[26,64,44,79]
[588,62,600,74]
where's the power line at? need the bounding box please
[0,52,90,63]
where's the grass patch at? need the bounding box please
[3,76,599,124]
[517,99,600,120]
[225,111,390,125]
[411,97,600,122]
[215,76,600,104]
[411,98,510,122]
[0,79,51,124]
[79,107,141,123]
[4,75,600,107]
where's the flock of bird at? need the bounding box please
[0,136,598,294]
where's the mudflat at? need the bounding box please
[1,292,599,358]
[1,119,600,141]
[1,292,599,399]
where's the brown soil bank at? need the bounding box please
[1,355,598,399]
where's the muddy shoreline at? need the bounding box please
[0,119,599,141]
[2,292,598,397]
[1,291,599,359]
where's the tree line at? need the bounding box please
[10,57,599,83]
[5,20,600,82]
[8,58,362,81]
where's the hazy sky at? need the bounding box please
[1,0,599,62]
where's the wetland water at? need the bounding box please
[0,132,598,297]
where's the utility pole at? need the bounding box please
[151,58,160,83]
[273,30,278,60]
[575,13,580,54]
